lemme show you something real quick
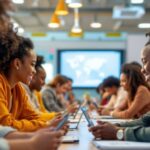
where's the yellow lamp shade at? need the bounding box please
[69,30,84,37]
[55,0,69,16]
[48,13,60,28]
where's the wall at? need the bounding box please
[127,34,147,63]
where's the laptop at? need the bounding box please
[93,140,150,150]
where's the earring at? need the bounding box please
[16,67,19,70]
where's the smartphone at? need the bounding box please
[54,114,69,131]
[81,107,94,127]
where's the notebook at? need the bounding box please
[93,140,150,150]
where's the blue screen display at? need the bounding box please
[58,50,124,88]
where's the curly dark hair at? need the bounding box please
[0,30,34,74]
[121,63,149,101]
[102,76,120,88]
[145,32,150,46]
[35,55,45,70]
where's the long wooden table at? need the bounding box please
[59,121,98,150]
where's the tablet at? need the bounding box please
[81,107,94,127]
[62,135,79,143]
[55,114,69,131]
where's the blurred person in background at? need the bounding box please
[23,55,57,121]
[97,76,127,115]
[110,63,150,119]
[89,33,150,142]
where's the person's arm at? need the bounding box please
[116,111,150,128]
[124,126,150,142]
[34,91,48,113]
[112,86,150,119]
[118,118,144,127]
[0,84,47,132]
[8,131,63,150]
[104,95,116,109]
[42,88,63,112]
[33,91,56,121]
[0,126,17,138]
[0,126,34,140]
[113,98,128,112]
[5,131,33,140]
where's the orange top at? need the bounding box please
[34,91,56,120]
[0,74,47,131]
[112,85,150,119]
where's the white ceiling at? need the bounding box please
[12,0,150,33]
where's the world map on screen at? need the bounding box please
[60,51,121,87]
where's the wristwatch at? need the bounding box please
[116,129,124,140]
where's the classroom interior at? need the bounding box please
[12,0,150,99]
[1,0,150,150]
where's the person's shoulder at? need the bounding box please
[0,74,11,90]
[42,85,54,92]
[138,85,149,93]
[15,82,27,93]
[0,74,8,85]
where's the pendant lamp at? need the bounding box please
[55,0,69,16]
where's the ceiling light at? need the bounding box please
[13,22,19,28]
[65,0,72,4]
[68,0,83,8]
[55,0,69,16]
[138,23,150,28]
[90,15,102,29]
[69,31,83,37]
[90,22,102,28]
[18,27,24,34]
[48,13,60,28]
[69,8,83,37]
[71,27,82,33]
[12,0,24,4]
[131,0,144,4]
[71,8,83,33]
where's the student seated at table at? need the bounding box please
[0,125,63,150]
[110,63,150,119]
[98,76,127,115]
[23,55,57,121]
[0,1,64,149]
[0,31,61,131]
[42,75,77,113]
[89,35,150,142]
[96,83,111,106]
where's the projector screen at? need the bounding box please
[58,50,124,88]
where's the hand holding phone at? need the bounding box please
[54,114,69,131]
[81,107,94,127]
[93,102,99,109]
